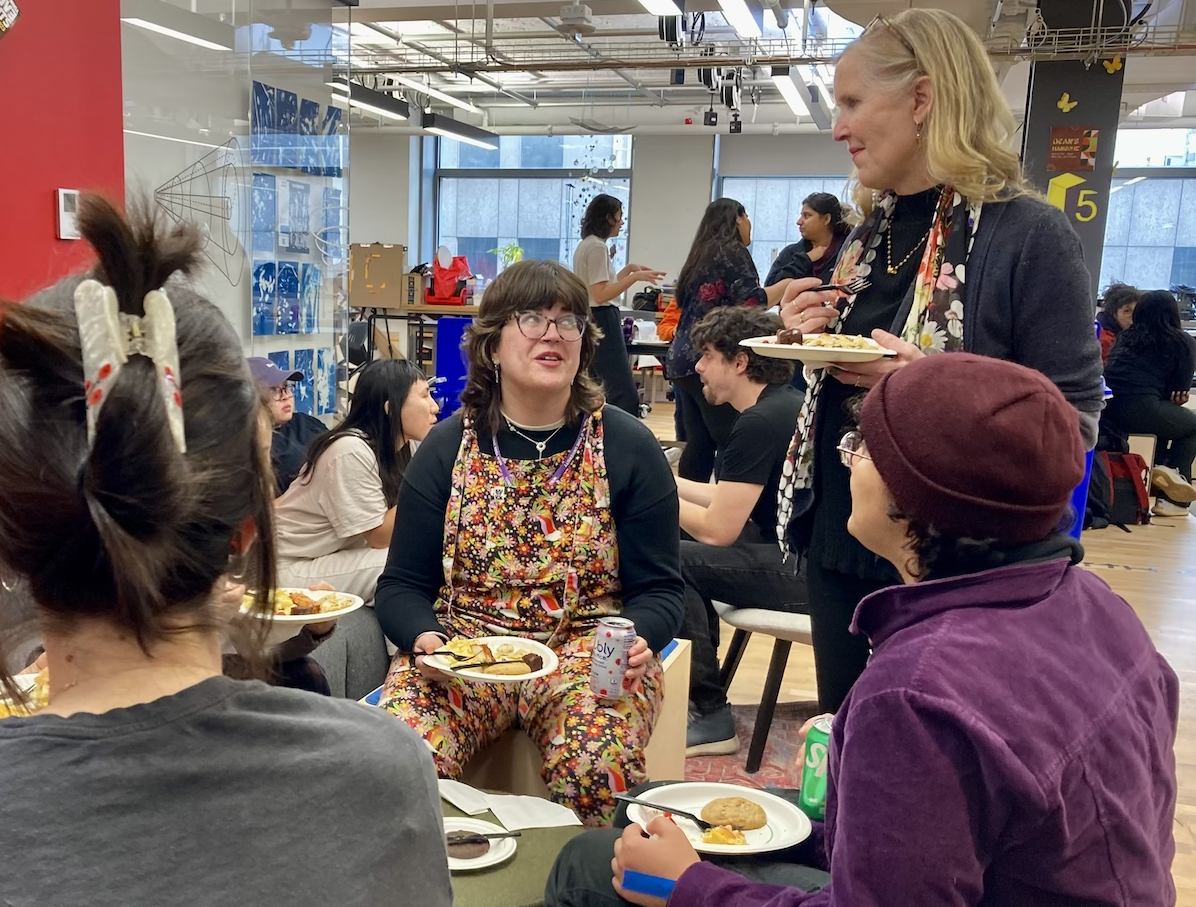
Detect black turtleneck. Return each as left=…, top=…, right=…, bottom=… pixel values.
left=810, top=186, right=943, bottom=580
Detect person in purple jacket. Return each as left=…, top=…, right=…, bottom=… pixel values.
left=546, top=353, right=1179, bottom=907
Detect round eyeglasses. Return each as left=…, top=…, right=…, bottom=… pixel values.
left=837, top=430, right=872, bottom=468
left=513, top=311, right=586, bottom=342
left=270, top=382, right=296, bottom=401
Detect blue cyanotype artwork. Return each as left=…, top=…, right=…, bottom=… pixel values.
left=299, top=98, right=321, bottom=174
left=252, top=260, right=277, bottom=336
left=251, top=81, right=276, bottom=165
left=316, top=348, right=335, bottom=415
left=319, top=106, right=343, bottom=177
left=251, top=172, right=276, bottom=254
left=300, top=263, right=321, bottom=334
left=286, top=180, right=310, bottom=254
left=276, top=261, right=300, bottom=335
left=275, top=89, right=298, bottom=168
left=293, top=348, right=316, bottom=415
left=267, top=351, right=290, bottom=372
left=322, top=187, right=344, bottom=264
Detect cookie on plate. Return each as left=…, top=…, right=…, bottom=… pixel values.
left=701, top=796, right=768, bottom=831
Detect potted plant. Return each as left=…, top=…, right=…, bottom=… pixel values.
left=489, top=242, right=524, bottom=272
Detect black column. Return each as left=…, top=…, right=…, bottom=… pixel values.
left=1021, top=0, right=1128, bottom=297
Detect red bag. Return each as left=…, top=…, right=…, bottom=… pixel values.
left=1100, top=452, right=1151, bottom=526
left=432, top=255, right=472, bottom=300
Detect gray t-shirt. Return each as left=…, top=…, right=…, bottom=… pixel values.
left=0, top=677, right=452, bottom=907
left=572, top=235, right=617, bottom=308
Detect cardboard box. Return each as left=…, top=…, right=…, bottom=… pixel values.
left=403, top=272, right=426, bottom=307
left=349, top=243, right=408, bottom=308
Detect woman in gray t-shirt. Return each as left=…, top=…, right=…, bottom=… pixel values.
left=0, top=196, right=451, bottom=907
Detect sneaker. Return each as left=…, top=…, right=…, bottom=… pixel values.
left=686, top=705, right=739, bottom=757
left=1152, top=498, right=1191, bottom=518
left=663, top=446, right=682, bottom=467
left=1150, top=465, right=1196, bottom=504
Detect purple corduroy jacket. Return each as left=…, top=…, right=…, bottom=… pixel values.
left=671, top=556, right=1178, bottom=907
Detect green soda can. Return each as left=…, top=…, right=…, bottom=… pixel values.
left=798, top=715, right=833, bottom=821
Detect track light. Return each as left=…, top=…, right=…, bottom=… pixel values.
left=388, top=75, right=482, bottom=115
left=329, top=78, right=410, bottom=122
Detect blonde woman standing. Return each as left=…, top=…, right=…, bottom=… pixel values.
left=774, top=9, right=1104, bottom=714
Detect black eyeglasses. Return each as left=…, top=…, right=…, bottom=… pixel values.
left=270, top=382, right=296, bottom=401
left=864, top=15, right=920, bottom=68
left=512, top=311, right=586, bottom=342
left=837, top=430, right=872, bottom=468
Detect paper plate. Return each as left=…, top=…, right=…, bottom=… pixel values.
left=624, top=782, right=812, bottom=856
left=741, top=334, right=896, bottom=364
left=239, top=588, right=365, bottom=647
left=443, top=817, right=518, bottom=873
left=424, top=637, right=559, bottom=684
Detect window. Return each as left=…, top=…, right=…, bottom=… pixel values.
left=1099, top=175, right=1196, bottom=292
left=436, top=136, right=634, bottom=283
left=719, top=176, right=851, bottom=279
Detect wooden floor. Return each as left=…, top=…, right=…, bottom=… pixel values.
left=643, top=400, right=1196, bottom=903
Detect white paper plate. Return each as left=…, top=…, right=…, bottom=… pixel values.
left=443, top=817, right=518, bottom=872
left=239, top=589, right=365, bottom=647
left=741, top=335, right=896, bottom=364
left=424, top=637, right=559, bottom=684
left=625, top=782, right=812, bottom=856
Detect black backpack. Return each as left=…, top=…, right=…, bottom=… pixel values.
left=1086, top=451, right=1151, bottom=531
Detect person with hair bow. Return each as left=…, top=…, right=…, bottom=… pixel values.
left=772, top=8, right=1104, bottom=716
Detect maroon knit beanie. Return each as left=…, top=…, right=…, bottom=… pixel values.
left=859, top=353, right=1085, bottom=544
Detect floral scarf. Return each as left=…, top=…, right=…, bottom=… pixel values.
left=774, top=187, right=983, bottom=557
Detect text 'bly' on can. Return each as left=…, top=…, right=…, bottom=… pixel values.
left=799, top=715, right=833, bottom=821
left=590, top=617, right=635, bottom=700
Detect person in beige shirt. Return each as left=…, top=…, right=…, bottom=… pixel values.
left=275, top=359, right=439, bottom=602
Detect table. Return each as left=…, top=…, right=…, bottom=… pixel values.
left=362, top=302, right=481, bottom=370
left=444, top=801, right=584, bottom=907
left=626, top=339, right=670, bottom=358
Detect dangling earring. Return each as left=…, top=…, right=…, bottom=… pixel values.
left=915, top=120, right=924, bottom=144
left=494, top=362, right=501, bottom=386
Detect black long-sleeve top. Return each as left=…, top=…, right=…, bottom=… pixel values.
left=374, top=407, right=684, bottom=654
left=1105, top=329, right=1196, bottom=399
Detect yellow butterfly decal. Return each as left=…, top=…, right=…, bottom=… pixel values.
left=1057, top=92, right=1078, bottom=113
left=1103, top=55, right=1123, bottom=74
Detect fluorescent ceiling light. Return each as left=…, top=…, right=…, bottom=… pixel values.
left=771, top=67, right=809, bottom=117
left=389, top=74, right=481, bottom=114
left=330, top=79, right=410, bottom=122
left=421, top=111, right=499, bottom=150
left=718, top=0, right=762, bottom=39
left=123, top=129, right=222, bottom=149
left=636, top=0, right=682, bottom=15
left=120, top=0, right=233, bottom=50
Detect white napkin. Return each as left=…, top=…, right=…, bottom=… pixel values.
left=438, top=779, right=490, bottom=816
left=483, top=794, right=583, bottom=831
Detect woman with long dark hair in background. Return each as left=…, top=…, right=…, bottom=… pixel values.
left=572, top=193, right=665, bottom=416
left=765, top=192, right=853, bottom=286
left=0, top=196, right=451, bottom=905
left=274, top=357, right=440, bottom=600
left=1104, top=289, right=1196, bottom=517
left=1096, top=282, right=1141, bottom=365
left=666, top=198, right=794, bottom=481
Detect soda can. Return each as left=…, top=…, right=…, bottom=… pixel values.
left=590, top=617, right=636, bottom=700
left=798, top=715, right=833, bottom=821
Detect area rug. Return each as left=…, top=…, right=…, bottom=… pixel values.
left=684, top=700, right=821, bottom=789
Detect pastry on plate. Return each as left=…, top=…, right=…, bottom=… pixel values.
left=701, top=796, right=768, bottom=831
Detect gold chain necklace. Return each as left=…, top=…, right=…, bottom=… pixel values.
left=886, top=223, right=933, bottom=275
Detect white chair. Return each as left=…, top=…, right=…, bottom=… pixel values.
left=714, top=602, right=813, bottom=773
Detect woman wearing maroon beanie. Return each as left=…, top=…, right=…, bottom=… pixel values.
left=550, top=354, right=1177, bottom=907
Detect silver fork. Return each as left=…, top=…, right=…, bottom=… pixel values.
left=816, top=276, right=870, bottom=296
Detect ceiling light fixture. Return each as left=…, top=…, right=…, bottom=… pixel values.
left=637, top=0, right=682, bottom=15
left=330, top=78, right=410, bottom=122
left=120, top=0, right=234, bottom=50
left=771, top=66, right=809, bottom=117
left=388, top=74, right=481, bottom=114
left=421, top=111, right=499, bottom=150
left=718, top=0, right=762, bottom=39
left=806, top=65, right=834, bottom=110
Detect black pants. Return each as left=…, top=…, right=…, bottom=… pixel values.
left=590, top=306, right=641, bottom=417
left=806, top=561, right=886, bottom=713
left=545, top=782, right=830, bottom=907
left=673, top=373, right=739, bottom=481
left=681, top=532, right=808, bottom=716
left=1105, top=394, right=1196, bottom=486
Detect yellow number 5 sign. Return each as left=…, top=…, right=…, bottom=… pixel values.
left=1047, top=173, right=1100, bottom=223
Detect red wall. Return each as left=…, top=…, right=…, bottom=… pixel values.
left=0, top=0, right=124, bottom=299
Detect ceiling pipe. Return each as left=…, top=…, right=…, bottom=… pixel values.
left=361, top=21, right=540, bottom=108
left=537, top=16, right=670, bottom=105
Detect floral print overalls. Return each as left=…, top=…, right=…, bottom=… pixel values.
left=380, top=409, right=663, bottom=826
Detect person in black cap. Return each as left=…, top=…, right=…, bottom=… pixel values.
left=249, top=357, right=327, bottom=495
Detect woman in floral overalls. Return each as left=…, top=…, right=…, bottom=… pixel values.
left=375, top=260, right=683, bottom=826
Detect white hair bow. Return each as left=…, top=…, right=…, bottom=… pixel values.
left=74, top=279, right=187, bottom=453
